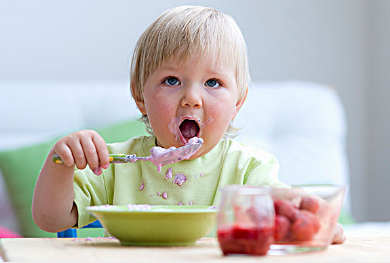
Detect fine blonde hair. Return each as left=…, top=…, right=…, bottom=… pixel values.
left=130, top=5, right=250, bottom=138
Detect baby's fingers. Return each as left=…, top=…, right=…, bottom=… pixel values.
left=80, top=133, right=109, bottom=175
left=54, top=142, right=75, bottom=167
left=67, top=136, right=88, bottom=170
left=92, top=133, right=109, bottom=169
left=53, top=130, right=109, bottom=175
left=80, top=136, right=100, bottom=173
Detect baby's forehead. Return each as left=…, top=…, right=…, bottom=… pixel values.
left=162, top=49, right=236, bottom=72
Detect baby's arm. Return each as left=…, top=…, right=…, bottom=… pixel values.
left=32, top=130, right=109, bottom=233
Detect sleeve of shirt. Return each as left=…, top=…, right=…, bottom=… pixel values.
left=73, top=167, right=110, bottom=228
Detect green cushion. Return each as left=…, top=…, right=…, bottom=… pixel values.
left=0, top=119, right=147, bottom=237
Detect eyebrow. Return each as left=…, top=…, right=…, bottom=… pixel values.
left=159, top=64, right=233, bottom=78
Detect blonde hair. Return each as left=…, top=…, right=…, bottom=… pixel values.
left=130, top=5, right=250, bottom=138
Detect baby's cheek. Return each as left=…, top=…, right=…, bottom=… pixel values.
left=148, top=103, right=177, bottom=136
left=148, top=101, right=173, bottom=120
left=203, top=122, right=227, bottom=144
left=213, top=99, right=236, bottom=116
left=160, top=104, right=175, bottom=116
left=211, top=110, right=233, bottom=129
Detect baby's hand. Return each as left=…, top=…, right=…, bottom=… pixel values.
left=53, top=130, right=109, bottom=175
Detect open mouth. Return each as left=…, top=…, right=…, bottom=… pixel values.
left=179, top=119, right=200, bottom=141
left=169, top=116, right=213, bottom=145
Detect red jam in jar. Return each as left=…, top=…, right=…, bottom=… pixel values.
left=217, top=225, right=274, bottom=256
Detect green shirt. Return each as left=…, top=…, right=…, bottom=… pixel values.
left=73, top=135, right=288, bottom=228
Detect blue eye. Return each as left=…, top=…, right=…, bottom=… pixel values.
left=205, top=79, right=220, bottom=88
left=164, top=77, right=180, bottom=86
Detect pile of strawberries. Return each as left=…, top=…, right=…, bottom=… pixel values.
left=273, top=195, right=322, bottom=242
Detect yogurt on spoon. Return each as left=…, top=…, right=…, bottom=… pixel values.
left=148, top=137, right=203, bottom=172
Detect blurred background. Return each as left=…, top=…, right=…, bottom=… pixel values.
left=0, top=0, right=389, bottom=225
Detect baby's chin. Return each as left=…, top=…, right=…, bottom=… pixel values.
left=188, top=141, right=215, bottom=159
left=155, top=138, right=184, bottom=149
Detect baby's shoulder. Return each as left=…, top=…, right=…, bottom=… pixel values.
left=221, top=139, right=277, bottom=162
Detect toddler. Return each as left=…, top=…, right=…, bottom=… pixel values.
left=32, top=5, right=344, bottom=243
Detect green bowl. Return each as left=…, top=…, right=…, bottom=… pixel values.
left=86, top=205, right=218, bottom=246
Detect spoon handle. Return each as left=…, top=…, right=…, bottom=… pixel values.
left=52, top=154, right=148, bottom=164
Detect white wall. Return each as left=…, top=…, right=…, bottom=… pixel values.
left=0, top=0, right=388, bottom=222
left=367, top=1, right=390, bottom=221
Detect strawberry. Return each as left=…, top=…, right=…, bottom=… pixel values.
left=274, top=215, right=290, bottom=241
left=290, top=210, right=321, bottom=241
left=299, top=195, right=321, bottom=214
left=273, top=198, right=299, bottom=221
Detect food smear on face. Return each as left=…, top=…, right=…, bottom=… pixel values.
left=168, top=116, right=213, bottom=145
left=147, top=137, right=203, bottom=172
left=173, top=173, right=186, bottom=186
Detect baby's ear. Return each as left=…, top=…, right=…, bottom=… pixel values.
left=232, top=86, right=248, bottom=120
left=131, top=84, right=147, bottom=115
left=135, top=99, right=147, bottom=115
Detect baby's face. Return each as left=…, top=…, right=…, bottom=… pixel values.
left=136, top=55, right=245, bottom=159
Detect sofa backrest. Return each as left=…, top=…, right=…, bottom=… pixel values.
left=235, top=80, right=349, bottom=188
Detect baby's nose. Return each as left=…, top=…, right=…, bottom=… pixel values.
left=181, top=85, right=203, bottom=108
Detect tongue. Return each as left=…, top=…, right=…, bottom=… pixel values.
left=180, top=120, right=199, bottom=139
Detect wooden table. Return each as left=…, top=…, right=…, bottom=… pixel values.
left=1, top=237, right=389, bottom=262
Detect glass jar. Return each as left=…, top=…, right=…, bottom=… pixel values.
left=217, top=185, right=275, bottom=256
